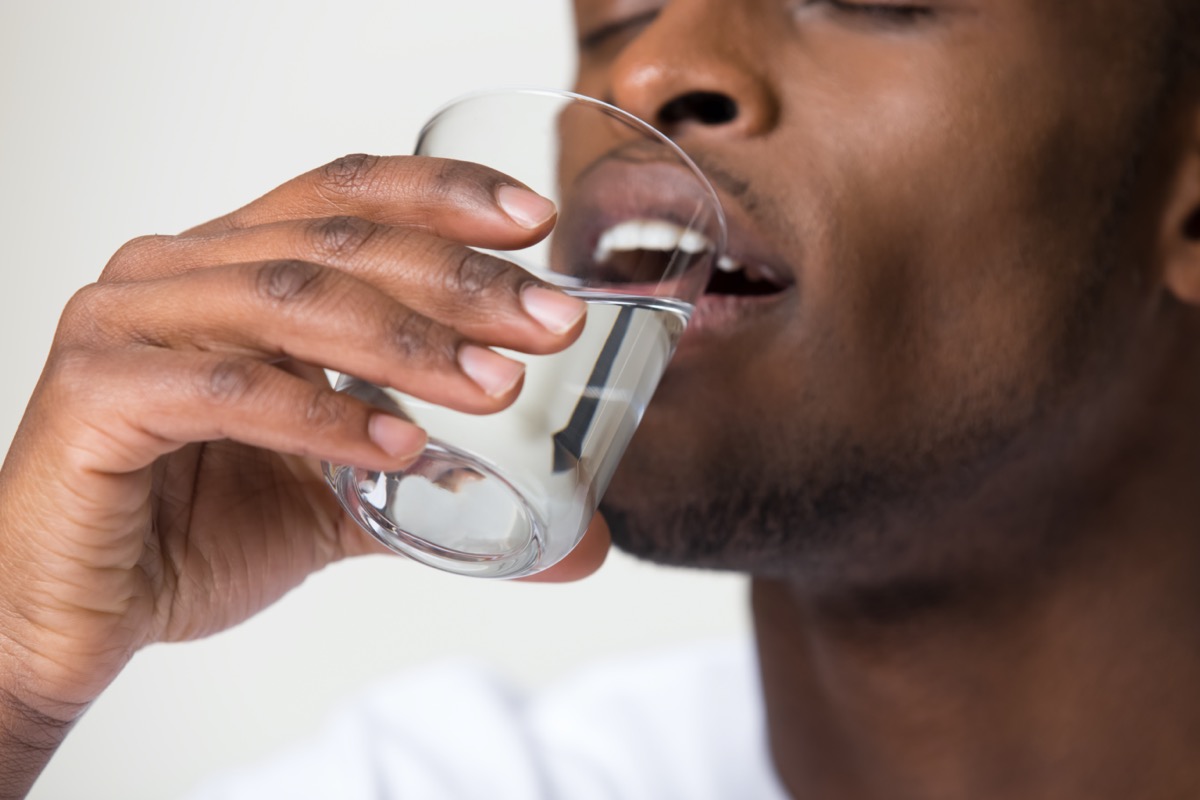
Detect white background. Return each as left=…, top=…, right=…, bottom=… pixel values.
left=0, top=3, right=749, bottom=798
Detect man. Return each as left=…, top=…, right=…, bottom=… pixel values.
left=2, top=0, right=1199, bottom=797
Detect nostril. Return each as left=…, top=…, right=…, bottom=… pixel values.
left=658, top=91, right=739, bottom=127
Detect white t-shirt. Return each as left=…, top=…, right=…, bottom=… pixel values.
left=187, top=639, right=790, bottom=799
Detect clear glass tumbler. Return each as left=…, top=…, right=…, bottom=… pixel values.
left=324, top=88, right=726, bottom=578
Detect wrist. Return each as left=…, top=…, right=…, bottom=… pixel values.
left=0, top=636, right=85, bottom=800
left=0, top=481, right=134, bottom=722
left=0, top=565, right=118, bottom=798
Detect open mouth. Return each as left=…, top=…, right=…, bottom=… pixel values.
left=552, top=156, right=794, bottom=342
left=592, top=217, right=791, bottom=300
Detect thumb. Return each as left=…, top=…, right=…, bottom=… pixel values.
left=521, top=512, right=611, bottom=583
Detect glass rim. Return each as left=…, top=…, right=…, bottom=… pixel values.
left=414, top=85, right=729, bottom=261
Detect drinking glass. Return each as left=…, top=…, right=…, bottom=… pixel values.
left=324, top=88, right=726, bottom=578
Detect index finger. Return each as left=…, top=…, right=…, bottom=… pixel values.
left=186, top=154, right=557, bottom=249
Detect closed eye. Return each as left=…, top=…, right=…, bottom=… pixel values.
left=805, top=0, right=932, bottom=24
left=579, top=9, right=660, bottom=51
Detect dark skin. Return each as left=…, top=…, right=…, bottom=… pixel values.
left=576, top=0, right=1200, bottom=798
left=0, top=161, right=612, bottom=796
left=3, top=0, right=1200, bottom=798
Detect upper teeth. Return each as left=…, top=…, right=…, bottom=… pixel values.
left=594, top=219, right=743, bottom=273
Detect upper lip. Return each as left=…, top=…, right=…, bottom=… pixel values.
left=552, top=157, right=795, bottom=292
left=707, top=189, right=795, bottom=290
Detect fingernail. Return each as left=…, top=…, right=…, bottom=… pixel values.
left=368, top=414, right=426, bottom=460
left=458, top=344, right=525, bottom=397
left=521, top=285, right=587, bottom=335
left=496, top=184, right=557, bottom=229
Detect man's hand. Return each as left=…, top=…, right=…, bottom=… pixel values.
left=0, top=154, right=608, bottom=797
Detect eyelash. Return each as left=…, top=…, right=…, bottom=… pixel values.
left=582, top=0, right=930, bottom=50
left=579, top=10, right=659, bottom=52
left=818, top=0, right=932, bottom=22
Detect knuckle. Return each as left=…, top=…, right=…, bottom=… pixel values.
left=255, top=259, right=323, bottom=303
left=416, top=158, right=494, bottom=209
left=57, top=283, right=110, bottom=344
left=62, top=282, right=104, bottom=318
left=59, top=283, right=166, bottom=349
left=449, top=249, right=510, bottom=299
left=101, top=235, right=174, bottom=281
left=441, top=157, right=495, bottom=194
left=320, top=153, right=382, bottom=198
left=309, top=216, right=378, bottom=261
left=199, top=358, right=258, bottom=405
left=42, top=347, right=99, bottom=395
left=387, top=310, right=452, bottom=365
left=430, top=157, right=469, bottom=191
left=302, top=388, right=349, bottom=431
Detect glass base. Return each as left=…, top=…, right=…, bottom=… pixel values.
left=325, top=440, right=543, bottom=578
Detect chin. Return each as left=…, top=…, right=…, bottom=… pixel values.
left=597, top=485, right=804, bottom=577
left=597, top=407, right=1041, bottom=590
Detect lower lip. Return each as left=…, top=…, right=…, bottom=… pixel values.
left=677, top=289, right=792, bottom=348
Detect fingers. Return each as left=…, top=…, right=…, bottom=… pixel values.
left=187, top=154, right=557, bottom=249
left=38, top=346, right=426, bottom=477
left=521, top=513, right=612, bottom=583
left=100, top=218, right=586, bottom=355
left=39, top=152, right=589, bottom=522
left=68, top=261, right=529, bottom=414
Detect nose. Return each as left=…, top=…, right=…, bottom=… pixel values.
left=606, top=4, right=778, bottom=140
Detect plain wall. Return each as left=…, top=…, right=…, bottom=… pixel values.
left=0, top=3, right=750, bottom=798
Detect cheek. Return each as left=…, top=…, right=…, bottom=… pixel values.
left=767, top=57, right=1120, bottom=435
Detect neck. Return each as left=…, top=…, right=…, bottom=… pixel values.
left=754, top=458, right=1200, bottom=800
left=754, top=318, right=1200, bottom=800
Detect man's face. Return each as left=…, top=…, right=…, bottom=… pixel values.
left=570, top=0, right=1185, bottom=580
